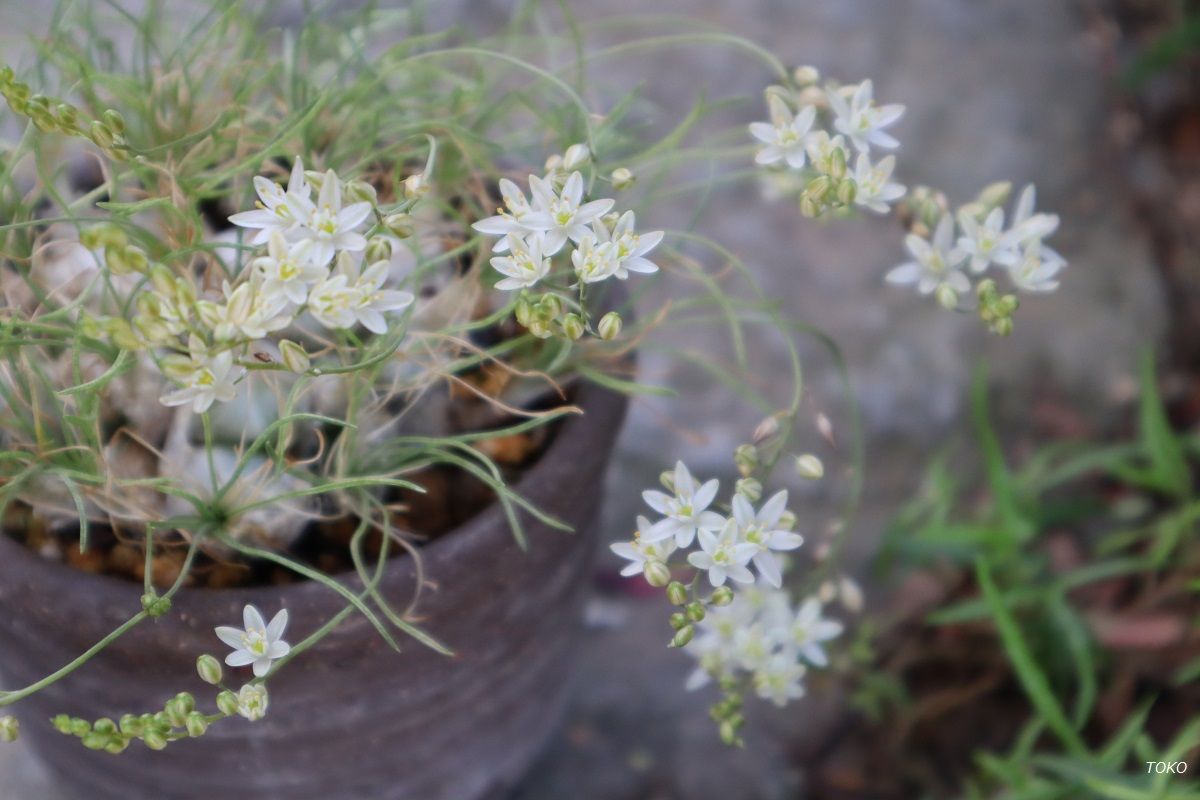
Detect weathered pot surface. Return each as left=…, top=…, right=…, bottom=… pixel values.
left=0, top=379, right=628, bottom=800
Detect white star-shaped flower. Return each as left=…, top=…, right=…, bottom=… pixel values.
left=788, top=597, right=843, bottom=667
left=472, top=178, right=545, bottom=253
left=731, top=490, right=803, bottom=588
left=594, top=211, right=663, bottom=279
left=749, top=95, right=817, bottom=169
left=852, top=153, right=906, bottom=215
left=687, top=518, right=759, bottom=587
left=228, top=158, right=314, bottom=245
left=489, top=233, right=551, bottom=291
left=158, top=338, right=244, bottom=414
left=641, top=461, right=725, bottom=548
left=253, top=231, right=328, bottom=305
left=827, top=79, right=905, bottom=154
left=609, top=516, right=678, bottom=578
left=956, top=206, right=1009, bottom=273
left=293, top=169, right=372, bottom=267
left=885, top=215, right=970, bottom=296
left=522, top=171, right=614, bottom=256
left=215, top=605, right=291, bottom=678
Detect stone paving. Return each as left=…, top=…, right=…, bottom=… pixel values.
left=0, top=0, right=1163, bottom=798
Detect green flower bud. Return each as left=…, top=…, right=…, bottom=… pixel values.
left=734, top=444, right=759, bottom=477
left=806, top=175, right=833, bottom=201
left=0, top=716, right=18, bottom=743
left=93, top=718, right=117, bottom=735
left=997, top=294, right=1019, bottom=316
left=828, top=149, right=847, bottom=181
left=55, top=103, right=79, bottom=131
left=795, top=453, right=824, bottom=480
left=935, top=283, right=959, bottom=310
left=719, top=719, right=742, bottom=746
left=82, top=731, right=110, bottom=750
left=537, top=294, right=563, bottom=321
left=174, top=693, right=195, bottom=715
left=666, top=581, right=689, bottom=607
left=365, top=236, right=393, bottom=264
left=669, top=612, right=688, bottom=630
left=89, top=120, right=114, bottom=150
left=526, top=318, right=553, bottom=339
left=383, top=213, right=414, bottom=239
left=686, top=601, right=706, bottom=623
left=799, top=194, right=820, bottom=218
left=643, top=560, right=672, bottom=588
left=142, top=730, right=168, bottom=751
left=278, top=339, right=311, bottom=374
left=659, top=470, right=676, bottom=492
left=597, top=311, right=622, bottom=341
left=119, top=714, right=143, bottom=736
left=197, top=654, right=223, bottom=686
left=514, top=295, right=534, bottom=327
left=735, top=477, right=763, bottom=503
left=52, top=715, right=73, bottom=735
left=164, top=700, right=188, bottom=729
left=991, top=317, right=1013, bottom=337
left=141, top=592, right=171, bottom=618
left=710, top=586, right=735, bottom=606
left=102, top=109, right=126, bottom=135
left=836, top=178, right=856, bottom=206
left=70, top=718, right=91, bottom=737
left=610, top=167, right=635, bottom=190
left=185, top=713, right=208, bottom=738
left=560, top=313, right=585, bottom=341
left=105, top=244, right=147, bottom=276
left=216, top=690, right=239, bottom=717
left=106, top=318, right=143, bottom=351
left=778, top=510, right=797, bottom=530
left=671, top=625, right=695, bottom=648
left=346, top=179, right=378, bottom=206
left=104, top=739, right=129, bottom=755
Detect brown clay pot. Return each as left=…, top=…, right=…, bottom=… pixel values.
left=0, top=379, right=628, bottom=800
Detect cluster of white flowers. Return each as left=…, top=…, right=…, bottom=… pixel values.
left=749, top=68, right=906, bottom=218
left=885, top=183, right=1065, bottom=332
left=471, top=146, right=663, bottom=317
left=121, top=158, right=415, bottom=413
left=688, top=584, right=843, bottom=707
left=619, top=461, right=803, bottom=589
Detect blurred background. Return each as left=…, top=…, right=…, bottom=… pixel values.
left=2, top=0, right=1197, bottom=797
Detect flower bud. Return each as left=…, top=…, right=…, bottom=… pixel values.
left=537, top=294, right=563, bottom=321
left=991, top=317, right=1013, bottom=337
left=543, top=153, right=564, bottom=173
left=346, top=179, right=378, bottom=206
left=778, top=510, right=797, bottom=531
left=734, top=444, right=759, bottom=477
left=89, top=120, right=114, bottom=150
left=225, top=283, right=252, bottom=327
left=383, top=213, right=414, bottom=239
left=828, top=149, right=847, bottom=181
left=666, top=581, right=688, bottom=606
left=0, top=716, right=18, bottom=743
left=142, top=730, right=168, bottom=751
left=164, top=699, right=188, bottom=729
left=669, top=612, right=688, bottom=630
left=140, top=592, right=171, bottom=617
left=70, top=718, right=91, bottom=737
left=119, top=714, right=143, bottom=736
left=671, top=625, right=695, bottom=648
left=526, top=318, right=553, bottom=339
left=106, top=244, right=148, bottom=275
left=514, top=295, right=534, bottom=327
left=304, top=169, right=325, bottom=191
left=55, top=103, right=79, bottom=131
left=793, top=65, right=820, bottom=86
left=799, top=194, right=820, bottom=218
left=365, top=236, right=392, bottom=264
left=102, top=108, right=126, bottom=135
left=216, top=690, right=239, bottom=717
left=52, top=715, right=73, bottom=735
left=819, top=580, right=838, bottom=603
left=710, top=586, right=735, bottom=606
left=935, top=283, right=959, bottom=311
left=806, top=175, right=833, bottom=200
left=278, top=339, right=311, bottom=373
left=643, top=560, right=671, bottom=588
left=752, top=415, right=780, bottom=445
left=403, top=173, right=429, bottom=200
left=105, top=739, right=129, bottom=755
left=795, top=453, right=824, bottom=480
left=610, top=167, right=635, bottom=190
left=562, top=143, right=591, bottom=170
left=185, top=713, right=208, bottom=738
left=196, top=654, right=223, bottom=685
left=659, top=470, right=676, bottom=492
left=597, top=311, right=622, bottom=341
left=977, top=180, right=1012, bottom=209
left=561, top=313, right=585, bottom=341
left=836, top=178, right=856, bottom=206
left=839, top=575, right=865, bottom=613
left=686, top=601, right=706, bottom=623
left=736, top=477, right=763, bottom=503
left=236, top=684, right=269, bottom=722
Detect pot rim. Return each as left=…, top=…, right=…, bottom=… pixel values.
left=0, top=376, right=621, bottom=604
